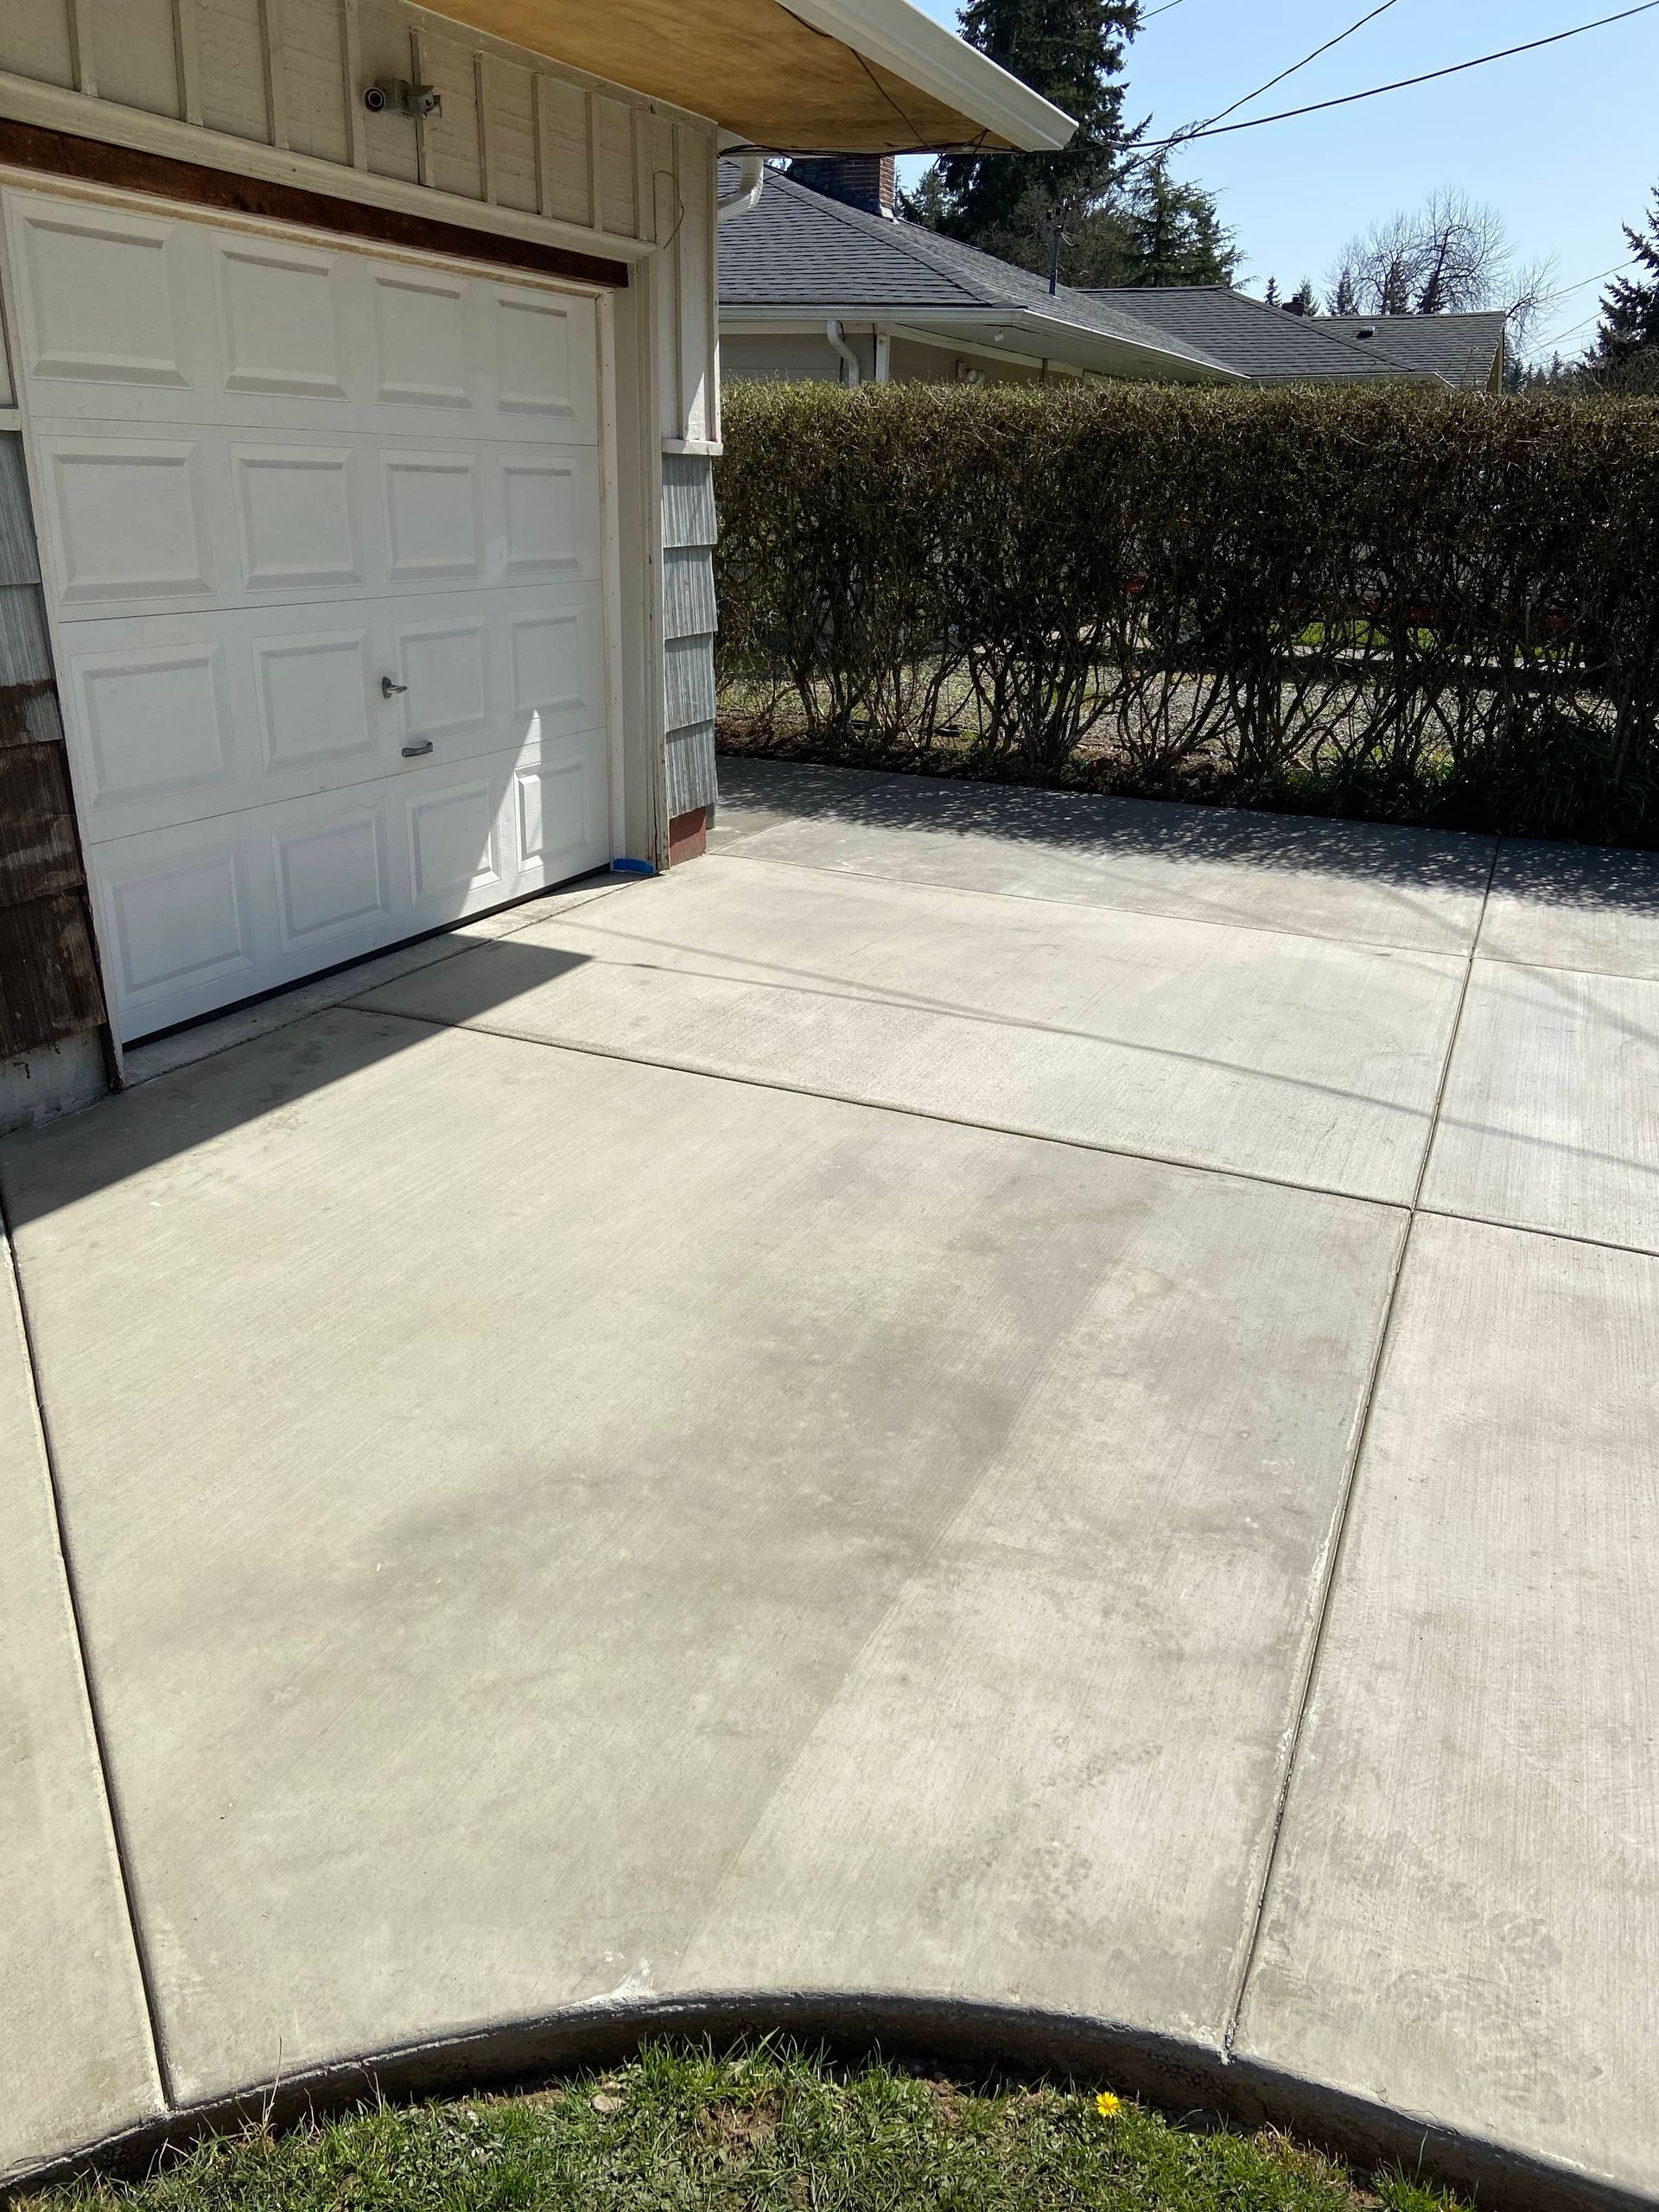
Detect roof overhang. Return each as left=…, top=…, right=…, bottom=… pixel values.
left=423, top=0, right=1076, bottom=153
left=721, top=305, right=1243, bottom=384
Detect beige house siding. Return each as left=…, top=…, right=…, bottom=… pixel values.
left=886, top=334, right=1042, bottom=383
left=721, top=327, right=1052, bottom=386
left=721, top=330, right=844, bottom=382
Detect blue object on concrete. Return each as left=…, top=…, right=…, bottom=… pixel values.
left=610, top=857, right=656, bottom=877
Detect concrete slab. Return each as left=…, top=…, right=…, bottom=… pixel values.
left=1235, top=1211, right=1659, bottom=2203
left=0, top=1009, right=1402, bottom=2110
left=1479, top=838, right=1659, bottom=982
left=1421, top=961, right=1659, bottom=1253
left=353, top=855, right=1464, bottom=1203
left=0, top=1240, right=162, bottom=2181
left=123, top=874, right=623, bottom=1088
left=714, top=758, right=1495, bottom=954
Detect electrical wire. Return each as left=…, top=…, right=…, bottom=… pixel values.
left=1135, top=0, right=1659, bottom=151
left=1539, top=255, right=1639, bottom=302
left=1534, top=261, right=1643, bottom=346
left=1185, top=0, right=1401, bottom=138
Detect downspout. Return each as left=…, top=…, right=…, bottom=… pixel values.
left=874, top=327, right=892, bottom=383
left=715, top=152, right=766, bottom=222
left=826, top=318, right=861, bottom=386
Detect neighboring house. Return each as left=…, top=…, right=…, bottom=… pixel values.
left=720, top=162, right=1239, bottom=386
left=1087, top=289, right=1507, bottom=391
left=721, top=163, right=1505, bottom=391
left=1312, top=313, right=1507, bottom=390
left=0, top=0, right=1071, bottom=1122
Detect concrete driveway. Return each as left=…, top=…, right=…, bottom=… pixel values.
left=3, top=758, right=1656, bottom=2208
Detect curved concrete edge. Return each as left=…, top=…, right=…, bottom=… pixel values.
left=6, top=1996, right=1651, bottom=2212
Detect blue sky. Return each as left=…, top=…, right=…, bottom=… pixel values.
left=898, top=0, right=1658, bottom=355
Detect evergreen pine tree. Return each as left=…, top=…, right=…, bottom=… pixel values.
left=912, top=0, right=1139, bottom=245
left=1590, top=184, right=1659, bottom=383
left=1263, top=276, right=1280, bottom=306
left=897, top=1, right=1239, bottom=290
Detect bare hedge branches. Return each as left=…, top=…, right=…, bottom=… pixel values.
left=713, top=379, right=1659, bottom=844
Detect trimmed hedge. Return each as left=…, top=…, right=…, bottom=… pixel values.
left=712, top=380, right=1659, bottom=844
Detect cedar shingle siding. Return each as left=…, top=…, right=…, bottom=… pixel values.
left=0, top=432, right=106, bottom=1063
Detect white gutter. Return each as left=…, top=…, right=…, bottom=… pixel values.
left=782, top=0, right=1075, bottom=152
left=826, top=318, right=861, bottom=385
left=717, top=153, right=766, bottom=223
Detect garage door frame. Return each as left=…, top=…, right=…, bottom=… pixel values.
left=0, top=154, right=658, bottom=1059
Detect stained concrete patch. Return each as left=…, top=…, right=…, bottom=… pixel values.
left=1235, top=1212, right=1659, bottom=2202
left=713, top=757, right=1494, bottom=954
left=0, top=1242, right=162, bottom=2180
left=1, top=1009, right=1401, bottom=2107
left=1421, top=961, right=1659, bottom=1252
left=671, top=1164, right=1405, bottom=2037
left=353, top=857, right=1465, bottom=1203
left=1478, top=838, right=1659, bottom=982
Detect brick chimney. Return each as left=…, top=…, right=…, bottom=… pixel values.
left=785, top=154, right=896, bottom=219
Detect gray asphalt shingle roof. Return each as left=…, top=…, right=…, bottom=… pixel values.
left=1313, top=313, right=1505, bottom=388
left=721, top=175, right=1497, bottom=389
left=1079, top=287, right=1440, bottom=382
left=718, top=169, right=1233, bottom=374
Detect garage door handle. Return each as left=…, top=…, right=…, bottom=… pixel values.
left=401, top=740, right=433, bottom=758
left=381, top=676, right=408, bottom=697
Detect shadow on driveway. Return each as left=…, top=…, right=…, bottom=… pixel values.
left=0, top=944, right=594, bottom=1230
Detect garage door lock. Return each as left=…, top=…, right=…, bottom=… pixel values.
left=381, top=676, right=408, bottom=697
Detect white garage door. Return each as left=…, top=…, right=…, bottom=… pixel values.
left=3, top=186, right=613, bottom=1042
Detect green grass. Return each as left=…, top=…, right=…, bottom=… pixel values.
left=22, top=2044, right=1472, bottom=2212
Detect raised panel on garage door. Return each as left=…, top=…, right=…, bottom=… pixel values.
left=5, top=185, right=612, bottom=1041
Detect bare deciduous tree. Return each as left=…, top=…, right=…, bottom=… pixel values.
left=1325, top=188, right=1547, bottom=329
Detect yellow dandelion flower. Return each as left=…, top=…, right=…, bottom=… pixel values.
left=1096, top=2092, right=1122, bottom=2119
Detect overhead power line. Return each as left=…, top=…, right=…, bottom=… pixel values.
left=1541, top=255, right=1640, bottom=302
left=1190, top=0, right=1401, bottom=137
left=1135, top=0, right=1659, bottom=152
left=1534, top=260, right=1642, bottom=347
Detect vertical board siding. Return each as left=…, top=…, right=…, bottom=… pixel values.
left=174, top=0, right=207, bottom=126
left=592, top=95, right=636, bottom=236
left=0, top=2, right=77, bottom=91
left=279, top=0, right=353, bottom=162
left=675, top=121, right=712, bottom=445
left=355, top=2, right=420, bottom=180
left=535, top=74, right=591, bottom=226
left=86, top=0, right=183, bottom=117
left=196, top=0, right=273, bottom=142
left=650, top=117, right=681, bottom=442
left=483, top=57, right=539, bottom=214
left=416, top=29, right=485, bottom=200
